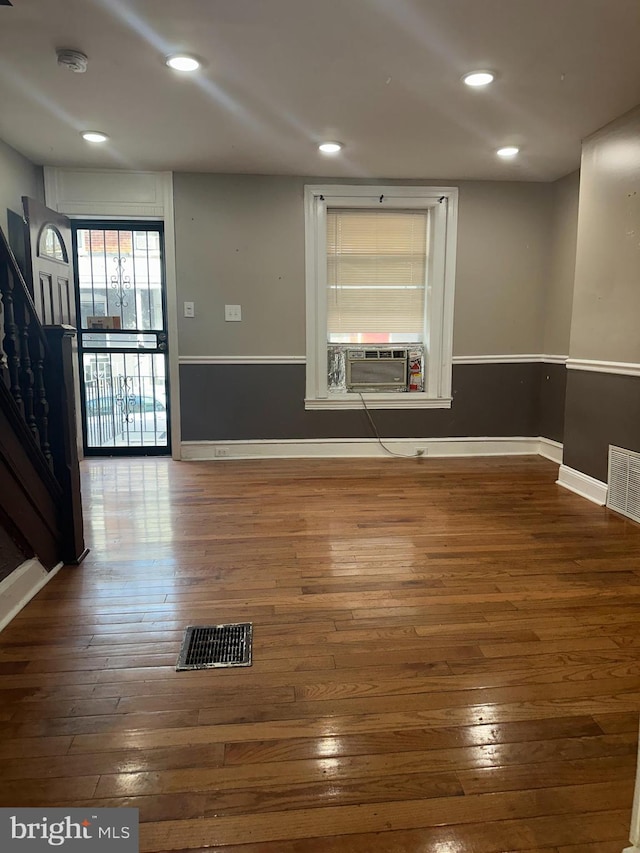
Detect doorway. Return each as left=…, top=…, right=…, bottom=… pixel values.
left=72, top=221, right=171, bottom=456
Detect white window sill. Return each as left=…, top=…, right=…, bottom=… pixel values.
left=305, top=394, right=453, bottom=411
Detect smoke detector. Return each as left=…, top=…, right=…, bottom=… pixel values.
left=56, top=49, right=88, bottom=73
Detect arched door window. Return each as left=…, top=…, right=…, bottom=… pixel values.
left=38, top=224, right=68, bottom=262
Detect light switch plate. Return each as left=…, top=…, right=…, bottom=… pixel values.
left=225, top=304, right=242, bottom=322
left=184, top=301, right=195, bottom=318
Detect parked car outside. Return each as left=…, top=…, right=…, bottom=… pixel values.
left=84, top=394, right=167, bottom=443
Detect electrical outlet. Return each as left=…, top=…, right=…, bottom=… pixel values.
left=225, top=304, right=242, bottom=322
left=214, top=446, right=230, bottom=457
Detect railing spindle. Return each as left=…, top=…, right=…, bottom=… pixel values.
left=16, top=295, right=39, bottom=446
left=0, top=224, right=86, bottom=564
left=0, top=266, right=24, bottom=416
left=29, top=327, right=53, bottom=469
left=0, top=274, right=9, bottom=389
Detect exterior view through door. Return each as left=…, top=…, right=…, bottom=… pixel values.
left=73, top=221, right=170, bottom=455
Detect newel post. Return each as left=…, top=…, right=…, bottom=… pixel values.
left=43, top=325, right=88, bottom=564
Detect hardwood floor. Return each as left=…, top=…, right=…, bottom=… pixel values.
left=1, top=454, right=639, bottom=852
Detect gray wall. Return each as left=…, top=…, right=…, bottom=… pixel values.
left=174, top=174, right=305, bottom=356
left=173, top=174, right=554, bottom=358
left=180, top=362, right=557, bottom=442
left=0, top=137, right=43, bottom=236
left=173, top=173, right=567, bottom=443
left=564, top=371, right=640, bottom=482
left=538, top=363, right=567, bottom=444
left=544, top=170, right=579, bottom=356
left=563, top=104, right=640, bottom=479
left=570, top=105, right=640, bottom=362
left=453, top=180, right=553, bottom=356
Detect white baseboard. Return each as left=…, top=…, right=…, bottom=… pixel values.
left=556, top=464, right=608, bottom=506
left=538, top=437, right=563, bottom=464
left=0, top=558, right=64, bottom=632
left=622, top=847, right=640, bottom=853
left=182, top=436, right=557, bottom=461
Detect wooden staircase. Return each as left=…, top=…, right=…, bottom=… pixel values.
left=0, top=225, right=85, bottom=571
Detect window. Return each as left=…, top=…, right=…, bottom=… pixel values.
left=135, top=230, right=160, bottom=252
left=38, top=224, right=67, bottom=262
left=304, top=185, right=458, bottom=409
left=327, top=209, right=428, bottom=344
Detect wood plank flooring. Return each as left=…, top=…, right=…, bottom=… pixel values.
left=1, top=454, right=639, bottom=852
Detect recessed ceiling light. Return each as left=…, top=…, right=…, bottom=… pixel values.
left=166, top=54, right=200, bottom=72
left=318, top=141, right=343, bottom=154
left=81, top=131, right=109, bottom=143
left=496, top=146, right=520, bottom=158
left=463, top=71, right=495, bottom=87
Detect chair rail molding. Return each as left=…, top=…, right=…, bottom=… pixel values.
left=566, top=357, right=640, bottom=377
left=179, top=355, right=306, bottom=365
left=452, top=354, right=568, bottom=365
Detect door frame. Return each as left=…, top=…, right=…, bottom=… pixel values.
left=71, top=219, right=172, bottom=457
left=42, top=169, right=182, bottom=460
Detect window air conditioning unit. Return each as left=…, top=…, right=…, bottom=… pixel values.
left=346, top=348, right=408, bottom=391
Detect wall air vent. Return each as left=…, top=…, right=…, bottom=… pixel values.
left=607, top=445, right=640, bottom=524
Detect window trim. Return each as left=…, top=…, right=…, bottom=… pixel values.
left=304, top=184, right=458, bottom=410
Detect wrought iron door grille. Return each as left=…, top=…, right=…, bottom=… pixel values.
left=73, top=221, right=170, bottom=455
left=176, top=623, right=253, bottom=671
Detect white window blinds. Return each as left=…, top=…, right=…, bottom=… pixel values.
left=326, top=208, right=429, bottom=340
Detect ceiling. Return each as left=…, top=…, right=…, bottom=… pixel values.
left=1, top=0, right=640, bottom=181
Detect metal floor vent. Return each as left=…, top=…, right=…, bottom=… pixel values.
left=607, top=445, right=640, bottom=524
left=176, top=623, right=253, bottom=671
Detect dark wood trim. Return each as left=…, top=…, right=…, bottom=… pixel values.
left=0, top=505, right=32, bottom=581
left=43, top=326, right=87, bottom=565
left=0, top=222, right=86, bottom=569
left=0, top=381, right=62, bottom=569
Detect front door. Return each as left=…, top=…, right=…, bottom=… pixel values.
left=23, top=196, right=75, bottom=326
left=72, top=221, right=171, bottom=456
